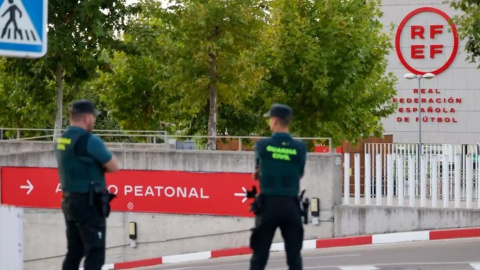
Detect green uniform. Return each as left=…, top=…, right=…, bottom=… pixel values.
left=56, top=126, right=112, bottom=192
left=55, top=125, right=112, bottom=270
left=255, top=132, right=307, bottom=196
left=250, top=131, right=307, bottom=270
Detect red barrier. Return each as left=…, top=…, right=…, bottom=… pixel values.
left=114, top=258, right=163, bottom=269
left=316, top=236, right=372, bottom=248
left=430, top=228, right=480, bottom=240
left=0, top=167, right=258, bottom=217
left=211, top=247, right=252, bottom=258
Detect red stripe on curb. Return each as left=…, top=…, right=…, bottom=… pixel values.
left=114, top=257, right=163, bottom=269
left=430, top=227, right=480, bottom=240
left=107, top=227, right=480, bottom=269
left=316, top=236, right=372, bottom=249
left=211, top=247, right=252, bottom=258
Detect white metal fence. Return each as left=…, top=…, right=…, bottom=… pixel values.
left=343, top=143, right=480, bottom=208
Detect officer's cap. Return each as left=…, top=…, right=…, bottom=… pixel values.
left=263, top=103, right=293, bottom=119
left=71, top=100, right=100, bottom=116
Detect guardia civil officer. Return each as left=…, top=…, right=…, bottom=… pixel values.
left=249, top=104, right=307, bottom=270
left=55, top=100, right=119, bottom=270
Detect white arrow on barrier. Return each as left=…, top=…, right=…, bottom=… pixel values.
left=234, top=187, right=248, bottom=203
left=20, top=180, right=34, bottom=195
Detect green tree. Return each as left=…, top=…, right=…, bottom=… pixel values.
left=90, top=0, right=268, bottom=146
left=90, top=0, right=177, bottom=135
left=3, top=0, right=130, bottom=140
left=69, top=82, right=122, bottom=133
left=0, top=58, right=120, bottom=139
left=91, top=50, right=173, bottom=132
left=163, top=0, right=268, bottom=149
left=260, top=0, right=397, bottom=146
left=0, top=58, right=56, bottom=139
left=449, top=0, right=480, bottom=66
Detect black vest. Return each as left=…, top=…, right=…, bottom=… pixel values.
left=55, top=128, right=106, bottom=193
left=257, top=135, right=305, bottom=196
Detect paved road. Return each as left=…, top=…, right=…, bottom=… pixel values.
left=144, top=238, right=480, bottom=270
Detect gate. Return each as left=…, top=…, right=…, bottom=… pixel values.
left=343, top=143, right=480, bottom=208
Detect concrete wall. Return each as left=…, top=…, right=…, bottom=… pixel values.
left=0, top=140, right=170, bottom=155
left=22, top=209, right=256, bottom=270
left=334, top=205, right=480, bottom=237
left=0, top=146, right=342, bottom=270
left=0, top=141, right=57, bottom=154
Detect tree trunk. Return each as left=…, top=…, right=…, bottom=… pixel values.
left=207, top=51, right=217, bottom=150
left=53, top=63, right=63, bottom=141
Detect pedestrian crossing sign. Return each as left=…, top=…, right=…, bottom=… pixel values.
left=0, top=0, right=47, bottom=58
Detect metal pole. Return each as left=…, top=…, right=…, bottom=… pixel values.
left=418, top=76, right=422, bottom=180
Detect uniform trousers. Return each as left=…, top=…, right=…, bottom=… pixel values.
left=249, top=195, right=304, bottom=270
left=61, top=193, right=106, bottom=270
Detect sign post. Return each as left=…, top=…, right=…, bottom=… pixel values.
left=0, top=1, right=48, bottom=268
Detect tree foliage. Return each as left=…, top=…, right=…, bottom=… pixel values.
left=93, top=0, right=268, bottom=148
left=449, top=0, right=480, bottom=66
left=1, top=0, right=130, bottom=138
left=259, top=0, right=397, bottom=145
left=0, top=59, right=55, bottom=130
left=1, top=0, right=398, bottom=147
left=90, top=0, right=177, bottom=133
left=162, top=0, right=268, bottom=149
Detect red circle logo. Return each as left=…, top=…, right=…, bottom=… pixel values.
left=395, top=7, right=458, bottom=75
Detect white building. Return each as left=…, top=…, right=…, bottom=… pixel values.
left=380, top=0, right=480, bottom=144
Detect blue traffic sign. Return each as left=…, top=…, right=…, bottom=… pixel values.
left=0, top=0, right=47, bottom=58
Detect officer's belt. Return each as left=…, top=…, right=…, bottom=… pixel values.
left=63, top=191, right=89, bottom=198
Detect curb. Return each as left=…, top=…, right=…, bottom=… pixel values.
left=108, top=227, right=480, bottom=269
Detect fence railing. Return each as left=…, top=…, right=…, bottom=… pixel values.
left=0, top=128, right=169, bottom=144
left=170, top=135, right=332, bottom=152
left=343, top=143, right=480, bottom=209
left=0, top=128, right=333, bottom=152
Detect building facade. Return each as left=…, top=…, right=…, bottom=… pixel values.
left=380, top=0, right=480, bottom=144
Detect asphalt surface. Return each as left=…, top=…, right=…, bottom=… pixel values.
left=144, top=238, right=480, bottom=270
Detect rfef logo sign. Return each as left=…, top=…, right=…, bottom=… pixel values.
left=395, top=7, right=458, bottom=75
